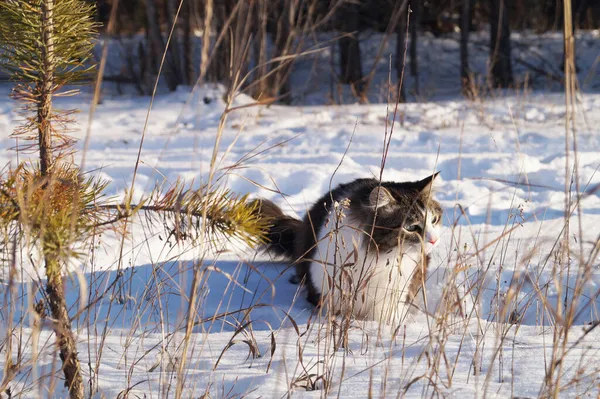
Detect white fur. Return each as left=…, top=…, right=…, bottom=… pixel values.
left=309, top=208, right=440, bottom=325
left=424, top=211, right=440, bottom=245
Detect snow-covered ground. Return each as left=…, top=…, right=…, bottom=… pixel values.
left=1, top=41, right=600, bottom=397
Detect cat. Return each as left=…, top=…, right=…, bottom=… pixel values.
left=254, top=173, right=442, bottom=324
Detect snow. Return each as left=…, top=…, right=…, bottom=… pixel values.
left=1, top=40, right=600, bottom=397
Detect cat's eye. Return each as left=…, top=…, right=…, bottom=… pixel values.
left=404, top=224, right=421, bottom=233
left=432, top=215, right=439, bottom=224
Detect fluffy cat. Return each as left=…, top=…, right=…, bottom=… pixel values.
left=255, top=173, right=442, bottom=324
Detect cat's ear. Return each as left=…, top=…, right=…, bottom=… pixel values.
left=369, top=186, right=395, bottom=208
left=415, top=172, right=440, bottom=194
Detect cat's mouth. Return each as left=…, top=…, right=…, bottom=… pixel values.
left=424, top=241, right=438, bottom=254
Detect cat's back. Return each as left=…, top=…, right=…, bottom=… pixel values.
left=303, top=178, right=377, bottom=226
left=294, top=178, right=377, bottom=259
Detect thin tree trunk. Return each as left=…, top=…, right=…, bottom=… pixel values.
left=165, top=0, right=184, bottom=85
left=231, top=0, right=253, bottom=90
left=562, top=0, right=588, bottom=71
left=563, top=0, right=577, bottom=79
left=574, top=0, right=589, bottom=26
left=253, top=0, right=269, bottom=99
left=269, top=0, right=294, bottom=102
left=40, top=1, right=84, bottom=398
left=489, top=0, right=513, bottom=88
left=206, top=1, right=231, bottom=84
left=461, top=0, right=475, bottom=94
left=338, top=1, right=363, bottom=95
left=182, top=0, right=194, bottom=85
left=395, top=5, right=407, bottom=102
left=141, top=29, right=156, bottom=95
left=145, top=0, right=178, bottom=91
left=409, top=0, right=420, bottom=95
left=200, top=0, right=214, bottom=79
left=46, top=256, right=85, bottom=398
left=39, top=0, right=55, bottom=175
left=96, top=0, right=110, bottom=22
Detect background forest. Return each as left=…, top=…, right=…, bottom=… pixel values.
left=5, top=0, right=595, bottom=101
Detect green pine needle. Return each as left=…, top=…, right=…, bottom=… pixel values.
left=0, top=163, right=110, bottom=263
left=0, top=0, right=99, bottom=156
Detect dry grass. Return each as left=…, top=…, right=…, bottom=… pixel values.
left=1, top=0, right=599, bottom=398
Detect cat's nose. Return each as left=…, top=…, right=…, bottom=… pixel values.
left=425, top=231, right=438, bottom=244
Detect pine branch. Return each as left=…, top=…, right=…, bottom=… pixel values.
left=0, top=170, right=269, bottom=254
left=95, top=182, right=269, bottom=248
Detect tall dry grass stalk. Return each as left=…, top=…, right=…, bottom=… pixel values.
left=543, top=0, right=581, bottom=397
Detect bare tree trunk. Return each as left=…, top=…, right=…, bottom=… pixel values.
left=145, top=0, right=178, bottom=91
left=253, top=0, right=269, bottom=99
left=206, top=1, right=231, bottom=84
left=338, top=1, right=364, bottom=95
left=562, top=0, right=589, bottom=71
left=96, top=0, right=110, bottom=22
left=141, top=29, right=156, bottom=94
left=200, top=0, right=214, bottom=79
left=165, top=0, right=184, bottom=85
left=40, top=1, right=84, bottom=398
left=203, top=0, right=253, bottom=96
left=461, top=0, right=475, bottom=94
left=547, top=0, right=561, bottom=30
left=395, top=4, right=407, bottom=102
left=268, top=0, right=294, bottom=102
left=231, top=0, right=253, bottom=90
left=409, top=0, right=420, bottom=95
left=182, top=0, right=194, bottom=85
left=489, top=0, right=513, bottom=88
left=574, top=0, right=589, bottom=26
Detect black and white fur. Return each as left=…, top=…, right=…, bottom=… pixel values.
left=255, top=174, right=442, bottom=324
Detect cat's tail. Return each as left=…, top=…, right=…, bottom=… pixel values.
left=251, top=199, right=303, bottom=260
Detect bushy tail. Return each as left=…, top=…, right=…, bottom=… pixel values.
left=252, top=199, right=303, bottom=260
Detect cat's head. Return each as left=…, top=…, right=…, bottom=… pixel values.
left=358, top=173, right=443, bottom=252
